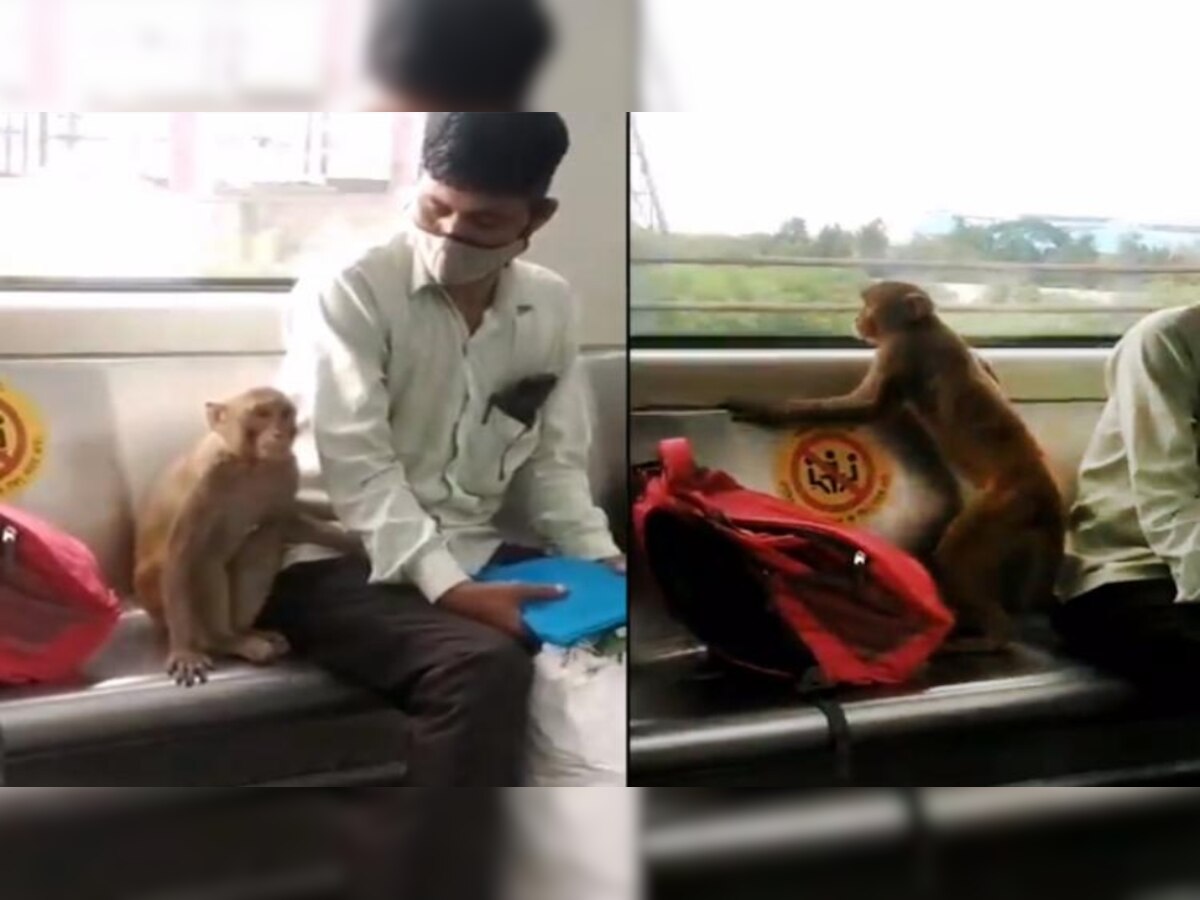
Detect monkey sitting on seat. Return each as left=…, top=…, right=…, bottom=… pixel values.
left=727, top=281, right=1066, bottom=653
left=133, top=387, right=360, bottom=686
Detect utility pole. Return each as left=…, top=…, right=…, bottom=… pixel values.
left=630, top=117, right=667, bottom=234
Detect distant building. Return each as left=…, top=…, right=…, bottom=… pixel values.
left=915, top=210, right=1200, bottom=254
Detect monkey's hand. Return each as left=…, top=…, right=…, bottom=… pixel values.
left=284, top=513, right=364, bottom=556
left=723, top=400, right=793, bottom=425
left=731, top=396, right=880, bottom=424
left=440, top=581, right=568, bottom=640
left=166, top=647, right=215, bottom=688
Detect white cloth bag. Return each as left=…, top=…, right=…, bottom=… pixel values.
left=525, top=642, right=627, bottom=786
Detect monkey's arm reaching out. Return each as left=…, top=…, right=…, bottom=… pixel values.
left=283, top=511, right=363, bottom=556
left=725, top=342, right=902, bottom=425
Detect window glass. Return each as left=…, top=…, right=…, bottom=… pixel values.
left=0, top=112, right=423, bottom=279
left=635, top=2, right=1200, bottom=342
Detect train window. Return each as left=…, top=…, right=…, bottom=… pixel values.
left=0, top=112, right=424, bottom=280
left=0, top=0, right=367, bottom=109
left=633, top=1, right=1199, bottom=345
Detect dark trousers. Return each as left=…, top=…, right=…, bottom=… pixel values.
left=1053, top=578, right=1200, bottom=698
left=260, top=553, right=536, bottom=786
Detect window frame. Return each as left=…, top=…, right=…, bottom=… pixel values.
left=628, top=253, right=1199, bottom=351
left=0, top=276, right=294, bottom=294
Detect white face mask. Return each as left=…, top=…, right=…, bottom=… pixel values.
left=410, top=223, right=529, bottom=287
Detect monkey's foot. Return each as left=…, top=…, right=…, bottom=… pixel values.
left=166, top=649, right=214, bottom=687
left=227, top=631, right=290, bottom=665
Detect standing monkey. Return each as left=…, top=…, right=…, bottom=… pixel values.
left=727, top=282, right=1066, bottom=652
left=134, top=387, right=360, bottom=686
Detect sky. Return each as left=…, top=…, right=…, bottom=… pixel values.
left=638, top=0, right=1200, bottom=237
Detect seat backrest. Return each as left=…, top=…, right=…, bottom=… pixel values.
left=631, top=399, right=1105, bottom=557
left=0, top=350, right=626, bottom=593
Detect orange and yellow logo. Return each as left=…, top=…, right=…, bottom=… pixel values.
left=0, top=381, right=46, bottom=499
left=775, top=427, right=892, bottom=524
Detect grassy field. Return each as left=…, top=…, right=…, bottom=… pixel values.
left=631, top=264, right=1200, bottom=341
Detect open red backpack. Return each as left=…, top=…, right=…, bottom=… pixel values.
left=633, top=438, right=954, bottom=688
left=0, top=504, right=120, bottom=684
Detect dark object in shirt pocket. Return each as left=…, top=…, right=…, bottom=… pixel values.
left=485, top=373, right=559, bottom=429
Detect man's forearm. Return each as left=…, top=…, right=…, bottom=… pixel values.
left=536, top=489, right=620, bottom=559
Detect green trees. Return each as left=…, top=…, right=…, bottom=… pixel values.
left=629, top=214, right=1200, bottom=340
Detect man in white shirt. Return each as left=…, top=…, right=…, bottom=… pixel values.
left=1055, top=305, right=1200, bottom=689
left=262, top=113, right=622, bottom=791
left=363, top=0, right=554, bottom=111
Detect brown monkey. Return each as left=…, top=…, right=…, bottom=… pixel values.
left=727, top=281, right=1065, bottom=652
left=133, top=387, right=360, bottom=686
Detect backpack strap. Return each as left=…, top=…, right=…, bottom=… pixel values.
left=797, top=670, right=854, bottom=785
left=658, top=438, right=697, bottom=486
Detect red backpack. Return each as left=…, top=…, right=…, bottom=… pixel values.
left=0, top=504, right=121, bottom=684
left=633, top=438, right=953, bottom=688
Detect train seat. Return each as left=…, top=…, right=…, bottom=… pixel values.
left=0, top=348, right=627, bottom=785
left=629, top=390, right=1199, bottom=785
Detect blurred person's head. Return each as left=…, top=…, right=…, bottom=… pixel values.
left=410, top=112, right=569, bottom=285
left=366, top=0, right=555, bottom=111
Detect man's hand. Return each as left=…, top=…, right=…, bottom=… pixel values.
left=601, top=555, right=627, bottom=575
left=439, top=580, right=567, bottom=639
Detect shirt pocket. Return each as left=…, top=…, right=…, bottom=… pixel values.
left=456, top=406, right=541, bottom=498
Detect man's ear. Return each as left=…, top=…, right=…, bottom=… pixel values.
left=526, top=198, right=559, bottom=236
left=205, top=402, right=227, bottom=431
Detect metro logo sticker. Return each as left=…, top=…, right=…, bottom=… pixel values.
left=775, top=427, right=892, bottom=524
left=0, top=382, right=46, bottom=499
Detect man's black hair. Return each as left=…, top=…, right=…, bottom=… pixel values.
left=422, top=113, right=570, bottom=197
left=367, top=0, right=554, bottom=109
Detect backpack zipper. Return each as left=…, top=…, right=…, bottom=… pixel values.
left=852, top=549, right=869, bottom=600
left=0, top=518, right=73, bottom=608
left=0, top=520, right=80, bottom=649
left=1, top=523, right=17, bottom=574
left=0, top=519, right=48, bottom=597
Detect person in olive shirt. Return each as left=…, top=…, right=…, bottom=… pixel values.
left=1056, top=305, right=1200, bottom=689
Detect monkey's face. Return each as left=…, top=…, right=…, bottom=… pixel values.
left=855, top=304, right=881, bottom=345
left=208, top=390, right=298, bottom=461
left=243, top=398, right=298, bottom=462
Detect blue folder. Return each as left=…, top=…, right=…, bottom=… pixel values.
left=476, top=557, right=627, bottom=647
